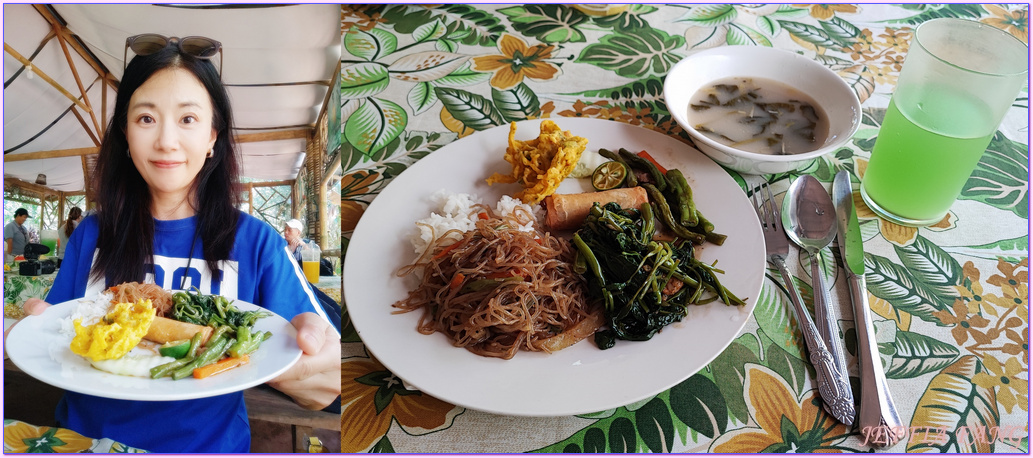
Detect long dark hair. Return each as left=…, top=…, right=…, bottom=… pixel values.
left=90, top=45, right=241, bottom=287
left=64, top=206, right=82, bottom=238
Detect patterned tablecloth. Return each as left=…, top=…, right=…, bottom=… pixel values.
left=340, top=4, right=1029, bottom=453
left=3, top=271, right=57, bottom=319
left=2, top=420, right=145, bottom=453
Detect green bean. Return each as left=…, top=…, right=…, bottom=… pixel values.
left=598, top=149, right=637, bottom=187
left=207, top=325, right=233, bottom=344
left=619, top=148, right=666, bottom=192
left=186, top=331, right=205, bottom=359
left=234, top=330, right=272, bottom=358
left=149, top=357, right=193, bottom=379
left=664, top=169, right=698, bottom=227
left=642, top=184, right=706, bottom=244
left=229, top=334, right=264, bottom=358
left=171, top=336, right=233, bottom=380
left=704, top=230, right=727, bottom=246
left=226, top=326, right=251, bottom=358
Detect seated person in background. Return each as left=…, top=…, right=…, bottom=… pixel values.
left=283, top=218, right=309, bottom=263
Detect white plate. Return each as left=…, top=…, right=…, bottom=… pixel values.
left=6, top=298, right=302, bottom=401
left=345, top=118, right=765, bottom=416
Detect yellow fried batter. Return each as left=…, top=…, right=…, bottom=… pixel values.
left=70, top=299, right=155, bottom=362
left=486, top=120, right=588, bottom=204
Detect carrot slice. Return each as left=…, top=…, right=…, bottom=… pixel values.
left=193, top=355, right=250, bottom=379
left=448, top=272, right=465, bottom=292
left=432, top=240, right=464, bottom=260
left=636, top=150, right=668, bottom=174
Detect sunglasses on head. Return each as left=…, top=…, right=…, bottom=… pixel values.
left=123, top=33, right=223, bottom=79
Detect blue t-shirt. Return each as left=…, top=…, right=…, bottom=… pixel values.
left=46, top=211, right=332, bottom=453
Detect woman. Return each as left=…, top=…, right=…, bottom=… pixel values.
left=56, top=206, right=82, bottom=259
left=19, top=35, right=340, bottom=453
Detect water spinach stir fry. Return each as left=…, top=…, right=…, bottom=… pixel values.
left=573, top=202, right=745, bottom=350
left=149, top=291, right=272, bottom=380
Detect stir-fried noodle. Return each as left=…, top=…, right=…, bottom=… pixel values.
left=394, top=204, right=597, bottom=359
left=106, top=282, right=173, bottom=317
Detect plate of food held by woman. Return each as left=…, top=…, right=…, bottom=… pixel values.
left=6, top=289, right=302, bottom=401
left=345, top=118, right=765, bottom=416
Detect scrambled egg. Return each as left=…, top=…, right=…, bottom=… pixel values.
left=486, top=120, right=588, bottom=204
left=70, top=299, right=155, bottom=362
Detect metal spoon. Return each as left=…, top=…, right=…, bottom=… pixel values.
left=782, top=175, right=855, bottom=424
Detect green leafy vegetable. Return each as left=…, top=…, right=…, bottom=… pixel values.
left=171, top=290, right=271, bottom=328
left=573, top=203, right=745, bottom=349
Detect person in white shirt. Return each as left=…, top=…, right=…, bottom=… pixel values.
left=57, top=206, right=83, bottom=259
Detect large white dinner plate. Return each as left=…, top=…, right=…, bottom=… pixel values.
left=345, top=118, right=765, bottom=416
left=6, top=297, right=302, bottom=401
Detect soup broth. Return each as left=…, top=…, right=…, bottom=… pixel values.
left=688, top=77, right=829, bottom=155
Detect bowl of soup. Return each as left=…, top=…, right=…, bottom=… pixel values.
left=664, top=46, right=862, bottom=174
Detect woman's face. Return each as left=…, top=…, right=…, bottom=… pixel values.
left=126, top=67, right=218, bottom=203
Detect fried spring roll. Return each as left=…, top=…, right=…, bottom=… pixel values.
left=145, top=316, right=212, bottom=345
left=544, top=186, right=649, bottom=230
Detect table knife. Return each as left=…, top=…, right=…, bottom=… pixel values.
left=832, top=171, right=905, bottom=447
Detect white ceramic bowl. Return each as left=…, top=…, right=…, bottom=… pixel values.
left=664, top=46, right=861, bottom=175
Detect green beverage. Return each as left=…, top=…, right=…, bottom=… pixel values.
left=861, top=87, right=994, bottom=225
left=40, top=240, right=57, bottom=254
left=861, top=18, right=1026, bottom=227
left=40, top=230, right=59, bottom=257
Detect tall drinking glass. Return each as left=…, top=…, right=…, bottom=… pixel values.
left=860, top=19, right=1028, bottom=227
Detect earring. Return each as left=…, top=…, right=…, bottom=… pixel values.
left=127, top=149, right=131, bottom=158
left=206, top=149, right=214, bottom=158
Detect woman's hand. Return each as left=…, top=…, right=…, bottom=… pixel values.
left=267, top=312, right=341, bottom=410
left=3, top=298, right=50, bottom=341
left=22, top=298, right=50, bottom=316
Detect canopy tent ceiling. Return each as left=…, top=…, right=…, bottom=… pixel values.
left=2, top=3, right=341, bottom=193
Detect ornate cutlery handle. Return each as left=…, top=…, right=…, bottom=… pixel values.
left=848, top=273, right=905, bottom=447
left=772, top=254, right=856, bottom=426
left=810, top=252, right=853, bottom=394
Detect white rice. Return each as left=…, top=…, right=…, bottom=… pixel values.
left=409, top=190, right=544, bottom=256
left=58, top=292, right=114, bottom=339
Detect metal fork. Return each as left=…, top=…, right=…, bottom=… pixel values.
left=752, top=180, right=856, bottom=426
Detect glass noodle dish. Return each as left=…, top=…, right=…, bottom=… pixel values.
left=394, top=194, right=600, bottom=360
